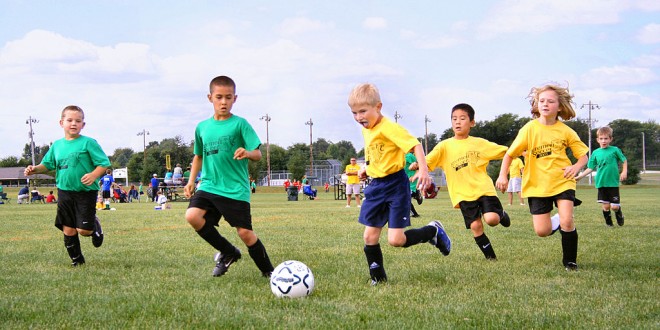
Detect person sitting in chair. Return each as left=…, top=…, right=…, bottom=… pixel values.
left=31, top=187, right=45, bottom=204
left=303, top=185, right=318, bottom=200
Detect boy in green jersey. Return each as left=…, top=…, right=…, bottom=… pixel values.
left=25, top=105, right=110, bottom=266
left=183, top=76, right=274, bottom=278
left=575, top=126, right=628, bottom=226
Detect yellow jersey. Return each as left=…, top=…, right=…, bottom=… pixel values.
left=509, top=158, right=524, bottom=179
left=507, top=120, right=589, bottom=197
left=426, top=136, right=507, bottom=208
left=363, top=117, right=419, bottom=179
left=345, top=164, right=361, bottom=184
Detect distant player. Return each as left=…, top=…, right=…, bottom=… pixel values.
left=575, top=126, right=627, bottom=226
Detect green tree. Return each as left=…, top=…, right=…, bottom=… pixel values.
left=111, top=148, right=134, bottom=168
left=0, top=156, right=29, bottom=167
left=287, top=143, right=310, bottom=179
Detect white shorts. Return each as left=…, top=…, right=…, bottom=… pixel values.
left=507, top=177, right=522, bottom=193
left=346, top=183, right=361, bottom=195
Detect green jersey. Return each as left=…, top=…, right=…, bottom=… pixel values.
left=194, top=115, right=260, bottom=202
left=587, top=146, right=627, bottom=188
left=404, top=153, right=418, bottom=192
left=41, top=135, right=111, bottom=192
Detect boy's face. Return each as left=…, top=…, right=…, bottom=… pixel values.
left=208, top=84, right=237, bottom=120
left=597, top=134, right=612, bottom=148
left=60, top=110, right=85, bottom=139
left=350, top=102, right=382, bottom=129
left=451, top=109, right=474, bottom=139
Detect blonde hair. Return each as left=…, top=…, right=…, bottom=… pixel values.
left=348, top=83, right=381, bottom=107
left=528, top=84, right=575, bottom=120
left=597, top=126, right=613, bottom=138
left=61, top=105, right=85, bottom=119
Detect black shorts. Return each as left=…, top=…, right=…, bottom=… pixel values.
left=187, top=190, right=253, bottom=230
left=527, top=189, right=576, bottom=215
left=55, top=189, right=98, bottom=231
left=597, top=187, right=620, bottom=204
left=102, top=190, right=111, bottom=199
left=458, top=196, right=504, bottom=229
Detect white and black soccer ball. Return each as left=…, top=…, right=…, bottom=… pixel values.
left=270, top=260, right=315, bottom=298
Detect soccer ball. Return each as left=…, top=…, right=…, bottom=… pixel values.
left=270, top=260, right=315, bottom=298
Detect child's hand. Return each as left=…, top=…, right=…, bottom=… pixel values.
left=562, top=164, right=581, bottom=179
left=408, top=162, right=419, bottom=171
left=358, top=168, right=367, bottom=180
left=619, top=172, right=627, bottom=182
left=183, top=183, right=195, bottom=199
left=24, top=165, right=35, bottom=176
left=80, top=173, right=96, bottom=186
left=233, top=148, right=248, bottom=160
left=495, top=175, right=508, bottom=193
left=412, top=170, right=430, bottom=191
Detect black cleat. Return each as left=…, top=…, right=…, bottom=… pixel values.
left=500, top=211, right=511, bottom=228
left=92, top=216, right=103, bottom=248
left=565, top=262, right=578, bottom=272
left=414, top=191, right=423, bottom=205
left=212, top=248, right=242, bottom=277
left=71, top=255, right=86, bottom=267
left=370, top=277, right=387, bottom=286
left=615, top=212, right=624, bottom=226
left=605, top=219, right=614, bottom=227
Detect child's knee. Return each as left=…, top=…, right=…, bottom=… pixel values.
left=387, top=236, right=405, bottom=247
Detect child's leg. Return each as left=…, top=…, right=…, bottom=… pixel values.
left=237, top=227, right=274, bottom=277
left=62, top=226, right=85, bottom=266
left=186, top=207, right=237, bottom=254
left=518, top=192, right=525, bottom=205
left=532, top=214, right=553, bottom=237
left=410, top=202, right=419, bottom=217
left=557, top=199, right=578, bottom=270
left=391, top=224, right=437, bottom=248
left=364, top=226, right=387, bottom=283
left=470, top=219, right=497, bottom=259
left=508, top=192, right=513, bottom=205
left=601, top=203, right=613, bottom=227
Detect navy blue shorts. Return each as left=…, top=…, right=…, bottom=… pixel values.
left=55, top=189, right=97, bottom=231
left=358, top=170, right=411, bottom=229
left=188, top=190, right=253, bottom=230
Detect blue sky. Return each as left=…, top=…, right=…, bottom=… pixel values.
left=1, top=0, right=659, bottom=159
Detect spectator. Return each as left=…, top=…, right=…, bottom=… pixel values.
left=173, top=163, right=184, bottom=185
left=128, top=184, right=139, bottom=202
left=31, top=187, right=46, bottom=204
left=151, top=174, right=160, bottom=202
left=17, top=186, right=29, bottom=204
left=46, top=190, right=58, bottom=203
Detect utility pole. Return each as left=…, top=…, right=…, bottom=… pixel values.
left=260, top=114, right=272, bottom=186
left=580, top=101, right=600, bottom=185
left=26, top=116, right=39, bottom=166
left=424, top=115, right=431, bottom=154
left=137, top=129, right=150, bottom=165
left=642, top=132, right=646, bottom=173
left=394, top=111, right=402, bottom=123
left=305, top=118, right=314, bottom=176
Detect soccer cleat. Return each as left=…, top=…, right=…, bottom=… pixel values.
left=428, top=221, right=451, bottom=256
left=345, top=205, right=351, bottom=208
left=411, top=213, right=420, bottom=218
left=71, top=255, right=86, bottom=267
left=500, top=211, right=511, bottom=228
left=605, top=219, right=614, bottom=227
left=212, top=248, right=242, bottom=277
left=92, top=216, right=103, bottom=248
left=370, top=276, right=387, bottom=286
left=262, top=271, right=272, bottom=278
left=615, top=212, right=624, bottom=226
left=414, top=191, right=423, bottom=205
left=565, top=262, right=578, bottom=272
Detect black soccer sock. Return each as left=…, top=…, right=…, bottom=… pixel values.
left=402, top=225, right=436, bottom=247
left=560, top=229, right=578, bottom=266
left=603, top=210, right=613, bottom=226
left=364, top=244, right=387, bottom=281
left=197, top=222, right=234, bottom=254
left=474, top=234, right=497, bottom=260
left=63, top=234, right=83, bottom=262
left=614, top=208, right=623, bottom=218
left=248, top=239, right=274, bottom=274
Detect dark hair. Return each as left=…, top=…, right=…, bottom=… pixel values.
left=209, top=76, right=236, bottom=93
left=451, top=103, right=475, bottom=121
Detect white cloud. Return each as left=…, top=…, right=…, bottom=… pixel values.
left=637, top=23, right=660, bottom=44
left=580, top=65, right=658, bottom=87
left=279, top=17, right=334, bottom=35
left=362, top=17, right=388, bottom=30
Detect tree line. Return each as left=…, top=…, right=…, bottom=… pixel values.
left=2, top=115, right=658, bottom=185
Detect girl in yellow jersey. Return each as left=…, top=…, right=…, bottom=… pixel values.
left=496, top=84, right=588, bottom=271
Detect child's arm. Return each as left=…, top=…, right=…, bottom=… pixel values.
left=410, top=144, right=431, bottom=191
left=81, top=166, right=108, bottom=186
left=184, top=155, right=202, bottom=198
left=234, top=147, right=262, bottom=161
left=620, top=160, right=628, bottom=182
left=574, top=168, right=593, bottom=181
left=24, top=164, right=48, bottom=176
left=563, top=155, right=588, bottom=179
left=495, top=154, right=513, bottom=193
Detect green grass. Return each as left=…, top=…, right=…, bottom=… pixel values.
left=1, top=185, right=659, bottom=329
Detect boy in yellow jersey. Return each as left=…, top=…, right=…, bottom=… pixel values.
left=424, top=103, right=510, bottom=260
left=507, top=153, right=525, bottom=206
left=348, top=83, right=451, bottom=285
left=496, top=84, right=588, bottom=271
left=344, top=157, right=362, bottom=207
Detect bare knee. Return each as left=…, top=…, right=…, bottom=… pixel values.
left=185, top=209, right=205, bottom=231
left=237, top=227, right=257, bottom=246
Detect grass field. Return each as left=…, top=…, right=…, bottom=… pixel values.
left=1, top=183, right=659, bottom=329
